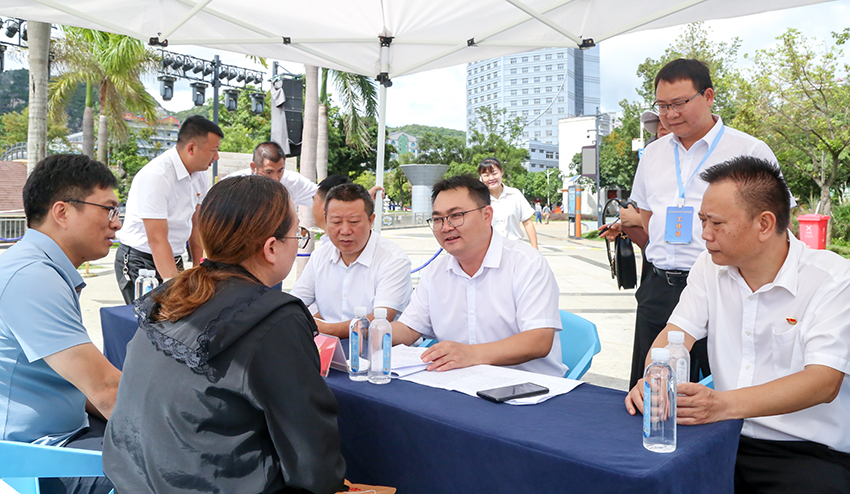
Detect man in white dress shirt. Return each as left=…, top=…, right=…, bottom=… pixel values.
left=626, top=59, right=782, bottom=388
left=225, top=141, right=318, bottom=208
left=290, top=183, right=412, bottom=337
left=392, top=175, right=566, bottom=377
left=114, top=116, right=222, bottom=304
left=626, top=157, right=850, bottom=492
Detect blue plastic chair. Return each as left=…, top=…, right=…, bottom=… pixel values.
left=699, top=374, right=715, bottom=389
left=0, top=440, right=109, bottom=494
left=559, top=310, right=602, bottom=380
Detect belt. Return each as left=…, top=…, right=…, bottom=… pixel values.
left=121, top=243, right=181, bottom=263
left=651, top=264, right=689, bottom=287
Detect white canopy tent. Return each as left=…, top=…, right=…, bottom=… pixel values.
left=0, top=0, right=833, bottom=228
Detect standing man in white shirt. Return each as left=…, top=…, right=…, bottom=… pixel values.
left=627, top=59, right=781, bottom=388
left=391, top=175, right=566, bottom=377
left=225, top=141, right=318, bottom=208
left=290, top=183, right=412, bottom=337
left=114, top=115, right=222, bottom=304
left=479, top=158, right=538, bottom=249
left=626, top=157, right=850, bottom=492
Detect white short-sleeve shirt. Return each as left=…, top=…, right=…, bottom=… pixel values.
left=290, top=231, right=412, bottom=323
left=630, top=116, right=779, bottom=270
left=669, top=234, right=850, bottom=452
left=398, top=231, right=567, bottom=377
left=117, top=146, right=207, bottom=255
left=490, top=185, right=535, bottom=241
left=226, top=167, right=318, bottom=207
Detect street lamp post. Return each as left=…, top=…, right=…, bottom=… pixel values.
left=544, top=167, right=557, bottom=206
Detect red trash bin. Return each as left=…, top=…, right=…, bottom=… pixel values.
left=796, top=214, right=830, bottom=249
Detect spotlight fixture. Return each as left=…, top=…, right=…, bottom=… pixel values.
left=190, top=82, right=207, bottom=106
left=169, top=55, right=183, bottom=70
left=4, top=20, right=19, bottom=38
left=236, top=70, right=246, bottom=83
left=20, top=21, right=26, bottom=42
left=162, top=53, right=175, bottom=70
left=181, top=57, right=194, bottom=72
left=225, top=67, right=238, bottom=81
left=250, top=92, right=265, bottom=115
left=192, top=61, right=204, bottom=74
left=158, top=75, right=176, bottom=101
left=202, top=63, right=213, bottom=76
left=223, top=89, right=238, bottom=112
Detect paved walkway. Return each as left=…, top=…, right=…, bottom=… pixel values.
left=7, top=221, right=643, bottom=391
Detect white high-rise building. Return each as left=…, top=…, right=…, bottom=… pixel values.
left=465, top=46, right=600, bottom=170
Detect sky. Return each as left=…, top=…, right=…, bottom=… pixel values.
left=7, top=1, right=849, bottom=132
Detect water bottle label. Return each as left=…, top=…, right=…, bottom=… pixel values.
left=382, top=333, right=391, bottom=375
left=350, top=331, right=360, bottom=372
left=643, top=381, right=651, bottom=438
left=143, top=285, right=153, bottom=295
left=676, top=359, right=688, bottom=384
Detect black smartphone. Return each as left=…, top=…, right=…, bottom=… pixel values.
left=476, top=382, right=549, bottom=403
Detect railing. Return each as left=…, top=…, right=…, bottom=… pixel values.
left=0, top=214, right=26, bottom=242
left=0, top=142, right=27, bottom=161
left=381, top=211, right=429, bottom=229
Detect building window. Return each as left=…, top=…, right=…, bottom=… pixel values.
left=510, top=89, right=518, bottom=95
left=534, top=109, right=541, bottom=114
left=534, top=87, right=541, bottom=93
left=546, top=133, right=553, bottom=140
left=556, top=153, right=559, bottom=159
left=546, top=76, right=553, bottom=82
left=522, top=56, right=528, bottom=62
left=533, top=66, right=540, bottom=72
left=534, top=77, right=541, bottom=83
left=522, top=78, right=529, bottom=84
left=545, top=53, right=552, bottom=60
left=546, top=87, right=553, bottom=92
left=557, top=75, right=564, bottom=81
left=493, top=81, right=498, bottom=87
left=523, top=110, right=529, bottom=116
left=522, top=99, right=529, bottom=105
left=522, top=67, right=528, bottom=73
left=486, top=94, right=491, bottom=100
left=511, top=100, right=517, bottom=106
left=534, top=131, right=541, bottom=137
left=511, top=79, right=517, bottom=84
left=557, top=63, right=564, bottom=69
left=486, top=84, right=491, bottom=90
left=557, top=52, right=564, bottom=58
left=534, top=55, right=540, bottom=61
left=486, top=63, right=490, bottom=69
left=493, top=61, right=498, bottom=67
left=510, top=58, right=517, bottom=64
left=546, top=119, right=552, bottom=125
left=530, top=148, right=536, bottom=152
left=510, top=68, right=517, bottom=74
left=510, top=111, right=517, bottom=117
left=523, top=132, right=529, bottom=138
left=522, top=88, right=529, bottom=94
left=546, top=65, right=552, bottom=70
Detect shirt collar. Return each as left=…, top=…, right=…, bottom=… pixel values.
left=167, top=146, right=191, bottom=181
left=329, top=230, right=378, bottom=268
left=24, top=229, right=86, bottom=291
left=493, top=185, right=518, bottom=201
left=669, top=114, right=724, bottom=152
left=446, top=229, right=503, bottom=279
left=719, top=231, right=798, bottom=296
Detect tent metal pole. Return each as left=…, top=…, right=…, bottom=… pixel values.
left=212, top=54, right=220, bottom=181
left=374, top=83, right=387, bottom=235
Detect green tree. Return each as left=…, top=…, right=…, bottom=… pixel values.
left=524, top=169, right=564, bottom=205
left=49, top=26, right=159, bottom=163
left=0, top=106, right=69, bottom=151
left=415, top=131, right=471, bottom=165
left=736, top=29, right=850, bottom=240
left=466, top=106, right=529, bottom=188
left=110, top=131, right=150, bottom=201
left=598, top=100, right=643, bottom=189
left=636, top=23, right=743, bottom=123
left=215, top=87, right=271, bottom=153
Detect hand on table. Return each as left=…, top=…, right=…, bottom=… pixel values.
left=625, top=378, right=645, bottom=416
left=421, top=341, right=479, bottom=372
left=676, top=382, right=728, bottom=425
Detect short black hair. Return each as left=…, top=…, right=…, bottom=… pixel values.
left=431, top=174, right=490, bottom=208
left=654, top=59, right=713, bottom=94
left=324, top=183, right=374, bottom=216
left=252, top=141, right=285, bottom=166
left=177, top=115, right=224, bottom=146
left=317, top=174, right=351, bottom=198
left=477, top=157, right=503, bottom=175
left=700, top=156, right=791, bottom=233
left=23, top=154, right=118, bottom=227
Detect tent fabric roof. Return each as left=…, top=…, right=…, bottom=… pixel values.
left=0, top=0, right=832, bottom=79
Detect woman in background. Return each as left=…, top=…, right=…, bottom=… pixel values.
left=478, top=157, right=539, bottom=249
left=103, top=175, right=346, bottom=494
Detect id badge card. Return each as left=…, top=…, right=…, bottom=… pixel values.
left=664, top=206, right=694, bottom=244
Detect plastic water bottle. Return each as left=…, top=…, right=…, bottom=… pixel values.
left=643, top=348, right=676, bottom=453
left=134, top=269, right=159, bottom=300
left=348, top=306, right=369, bottom=382
left=368, top=308, right=392, bottom=385
left=666, top=331, right=690, bottom=385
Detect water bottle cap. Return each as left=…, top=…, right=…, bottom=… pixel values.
left=651, top=348, right=671, bottom=361
left=139, top=269, right=149, bottom=277
left=353, top=306, right=367, bottom=317
left=668, top=331, right=685, bottom=344
left=373, top=307, right=388, bottom=320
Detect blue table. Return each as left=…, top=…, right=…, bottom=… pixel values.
left=101, top=305, right=742, bottom=493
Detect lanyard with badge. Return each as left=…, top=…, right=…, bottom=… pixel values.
left=664, top=125, right=725, bottom=244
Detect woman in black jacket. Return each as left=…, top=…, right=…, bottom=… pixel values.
left=103, top=175, right=346, bottom=494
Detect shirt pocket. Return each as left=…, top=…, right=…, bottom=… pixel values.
left=771, top=323, right=804, bottom=378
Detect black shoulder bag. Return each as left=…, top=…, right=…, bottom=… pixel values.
left=603, top=199, right=637, bottom=290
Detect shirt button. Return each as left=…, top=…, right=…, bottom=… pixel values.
left=745, top=364, right=751, bottom=369
left=745, top=331, right=751, bottom=336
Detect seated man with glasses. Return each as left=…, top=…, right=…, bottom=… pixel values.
left=626, top=58, right=783, bottom=390
left=0, top=155, right=122, bottom=494
left=291, top=183, right=412, bottom=338
left=391, top=175, right=567, bottom=377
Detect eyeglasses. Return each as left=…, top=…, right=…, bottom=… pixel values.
left=280, top=226, right=311, bottom=249
left=653, top=88, right=706, bottom=115
left=426, top=206, right=486, bottom=231
left=64, top=199, right=120, bottom=221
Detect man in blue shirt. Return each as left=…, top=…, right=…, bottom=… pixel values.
left=0, top=154, right=122, bottom=494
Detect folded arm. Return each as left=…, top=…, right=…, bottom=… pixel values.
left=43, top=343, right=121, bottom=420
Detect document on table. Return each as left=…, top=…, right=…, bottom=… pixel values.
left=390, top=344, right=429, bottom=377
left=401, top=364, right=582, bottom=405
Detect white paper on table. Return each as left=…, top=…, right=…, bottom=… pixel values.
left=389, top=344, right=429, bottom=377
left=401, top=364, right=582, bottom=405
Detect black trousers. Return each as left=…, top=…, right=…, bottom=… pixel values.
left=114, top=243, right=183, bottom=305
left=39, top=415, right=114, bottom=494
left=629, top=260, right=711, bottom=388
left=735, top=435, right=850, bottom=493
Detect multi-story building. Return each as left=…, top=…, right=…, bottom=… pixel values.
left=387, top=130, right=419, bottom=160
left=465, top=46, right=600, bottom=171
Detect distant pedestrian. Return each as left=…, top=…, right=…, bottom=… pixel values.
left=535, top=202, right=543, bottom=223
left=543, top=204, right=551, bottom=224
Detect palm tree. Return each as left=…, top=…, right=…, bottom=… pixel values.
left=26, top=20, right=51, bottom=173
left=48, top=27, right=158, bottom=163
left=317, top=68, right=378, bottom=181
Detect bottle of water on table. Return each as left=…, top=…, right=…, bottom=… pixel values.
left=348, top=306, right=369, bottom=382
left=368, top=308, right=392, bottom=385
left=134, top=269, right=159, bottom=300
left=666, top=331, right=690, bottom=385
left=643, top=347, right=676, bottom=453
